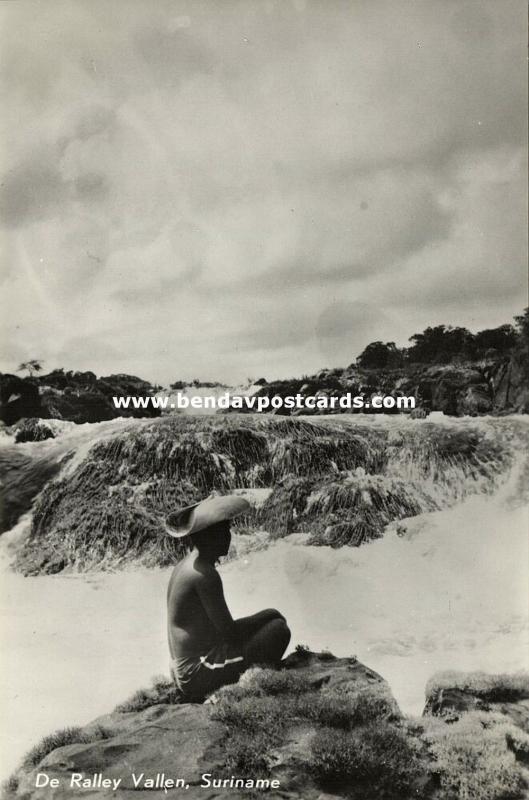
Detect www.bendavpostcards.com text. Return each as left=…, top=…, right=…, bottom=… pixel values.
left=113, top=392, right=416, bottom=412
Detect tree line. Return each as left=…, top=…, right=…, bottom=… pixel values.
left=356, top=309, right=528, bottom=369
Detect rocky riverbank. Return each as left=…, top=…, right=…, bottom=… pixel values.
left=0, top=372, right=161, bottom=427
left=1, top=344, right=528, bottom=431
left=4, top=650, right=529, bottom=800
left=250, top=352, right=529, bottom=417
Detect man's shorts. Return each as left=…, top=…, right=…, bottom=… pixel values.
left=170, top=642, right=245, bottom=702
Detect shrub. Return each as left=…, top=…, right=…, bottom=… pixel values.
left=223, top=731, right=274, bottom=775
left=311, top=722, right=424, bottom=798
left=22, top=725, right=110, bottom=768
left=294, top=685, right=400, bottom=730
left=212, top=695, right=285, bottom=739
left=294, top=643, right=311, bottom=658
left=317, top=649, right=337, bottom=661
left=294, top=692, right=356, bottom=729
left=506, top=727, right=529, bottom=765
left=238, top=667, right=313, bottom=697
left=423, top=712, right=526, bottom=800
left=115, top=674, right=181, bottom=712
left=2, top=774, right=19, bottom=797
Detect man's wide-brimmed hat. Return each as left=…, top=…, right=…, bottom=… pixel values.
left=165, top=495, right=250, bottom=539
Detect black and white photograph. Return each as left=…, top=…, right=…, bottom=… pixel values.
left=0, top=1, right=528, bottom=798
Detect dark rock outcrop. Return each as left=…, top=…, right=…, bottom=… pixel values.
left=5, top=651, right=428, bottom=800
left=2, top=351, right=527, bottom=425
left=0, top=375, right=42, bottom=426
left=0, top=371, right=162, bottom=426
left=7, top=655, right=529, bottom=800
left=491, top=353, right=529, bottom=414
left=13, top=419, right=56, bottom=443
left=246, top=355, right=528, bottom=417
left=38, top=372, right=162, bottom=424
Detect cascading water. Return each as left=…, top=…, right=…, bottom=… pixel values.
left=0, top=415, right=527, bottom=780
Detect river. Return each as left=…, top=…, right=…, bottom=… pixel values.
left=1, top=416, right=528, bottom=780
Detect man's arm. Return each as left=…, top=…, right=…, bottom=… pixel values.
left=195, top=568, right=237, bottom=640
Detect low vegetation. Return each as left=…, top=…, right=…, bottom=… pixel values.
left=422, top=712, right=529, bottom=800
left=426, top=670, right=529, bottom=704
left=114, top=675, right=182, bottom=712
left=22, top=725, right=111, bottom=769
left=311, top=722, right=425, bottom=798
left=6, top=656, right=529, bottom=800
left=211, top=664, right=428, bottom=797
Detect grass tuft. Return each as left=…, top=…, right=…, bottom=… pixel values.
left=212, top=695, right=286, bottom=745
left=114, top=674, right=181, bottom=712
left=1, top=774, right=19, bottom=797
left=237, top=667, right=313, bottom=697
left=223, top=731, right=275, bottom=775
left=22, top=725, right=111, bottom=769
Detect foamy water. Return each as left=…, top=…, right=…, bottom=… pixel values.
left=1, top=416, right=528, bottom=780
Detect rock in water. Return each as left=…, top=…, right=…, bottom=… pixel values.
left=14, top=419, right=56, bottom=443
left=0, top=375, right=42, bottom=426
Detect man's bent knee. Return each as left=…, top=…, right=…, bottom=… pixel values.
left=263, top=608, right=285, bottom=621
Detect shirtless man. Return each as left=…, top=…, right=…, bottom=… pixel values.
left=166, top=495, right=291, bottom=701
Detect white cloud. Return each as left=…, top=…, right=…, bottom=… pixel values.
left=0, top=0, right=526, bottom=383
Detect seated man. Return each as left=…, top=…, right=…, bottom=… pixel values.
left=165, top=495, right=291, bottom=702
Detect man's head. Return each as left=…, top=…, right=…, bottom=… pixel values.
left=165, top=495, right=249, bottom=553
left=189, top=519, right=231, bottom=560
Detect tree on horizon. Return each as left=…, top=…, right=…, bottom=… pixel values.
left=17, top=359, right=44, bottom=378
left=357, top=341, right=404, bottom=369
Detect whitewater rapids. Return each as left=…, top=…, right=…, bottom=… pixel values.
left=0, top=417, right=528, bottom=779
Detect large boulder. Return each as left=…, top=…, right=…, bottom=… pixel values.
left=491, top=355, right=529, bottom=414
left=5, top=651, right=431, bottom=800
left=457, top=384, right=493, bottom=416
left=7, top=655, right=529, bottom=800
left=0, top=374, right=42, bottom=425
left=13, top=418, right=56, bottom=443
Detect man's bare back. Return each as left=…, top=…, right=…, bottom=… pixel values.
left=167, top=551, right=237, bottom=659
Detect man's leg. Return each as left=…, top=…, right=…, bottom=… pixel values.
left=200, top=612, right=290, bottom=698
left=234, top=608, right=286, bottom=641
left=238, top=613, right=291, bottom=666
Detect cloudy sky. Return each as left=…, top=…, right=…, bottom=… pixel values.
left=0, top=0, right=526, bottom=384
